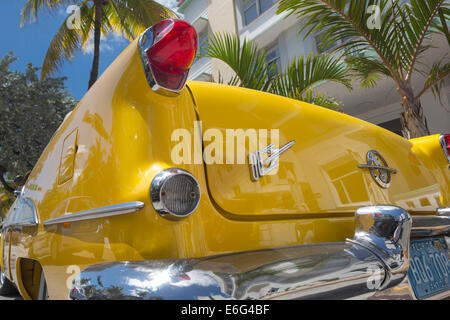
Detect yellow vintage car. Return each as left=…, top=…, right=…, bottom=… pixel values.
left=0, top=19, right=449, bottom=300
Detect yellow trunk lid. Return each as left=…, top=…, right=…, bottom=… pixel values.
left=189, top=82, right=441, bottom=219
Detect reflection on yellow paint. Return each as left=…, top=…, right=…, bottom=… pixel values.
left=58, top=129, right=78, bottom=185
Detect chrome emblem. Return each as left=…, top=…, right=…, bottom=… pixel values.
left=249, top=141, right=295, bottom=181
left=358, top=150, right=398, bottom=189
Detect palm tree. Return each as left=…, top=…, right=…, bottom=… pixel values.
left=278, top=0, right=450, bottom=139
left=202, top=32, right=352, bottom=110
left=21, top=0, right=177, bottom=89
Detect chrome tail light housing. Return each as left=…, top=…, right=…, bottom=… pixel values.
left=138, top=19, right=197, bottom=94
left=440, top=134, right=450, bottom=163
left=150, top=168, right=201, bottom=219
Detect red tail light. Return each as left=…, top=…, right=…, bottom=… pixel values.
left=139, top=19, right=197, bottom=93
left=441, top=134, right=450, bottom=163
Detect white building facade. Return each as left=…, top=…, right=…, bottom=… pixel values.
left=177, top=0, right=450, bottom=135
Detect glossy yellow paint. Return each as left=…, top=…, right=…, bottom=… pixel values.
left=189, top=82, right=447, bottom=216
left=1, top=38, right=448, bottom=300
left=410, top=134, right=450, bottom=206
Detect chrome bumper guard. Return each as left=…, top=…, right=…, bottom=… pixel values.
left=69, top=206, right=450, bottom=300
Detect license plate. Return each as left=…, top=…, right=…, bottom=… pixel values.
left=408, top=237, right=450, bottom=299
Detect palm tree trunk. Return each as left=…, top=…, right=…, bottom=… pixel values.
left=398, top=83, right=430, bottom=139
left=88, top=0, right=104, bottom=89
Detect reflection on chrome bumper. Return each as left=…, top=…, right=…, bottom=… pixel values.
left=437, top=207, right=450, bottom=216
left=411, top=215, right=450, bottom=237
left=69, top=206, right=449, bottom=300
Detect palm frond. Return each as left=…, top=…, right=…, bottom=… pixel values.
left=79, top=4, right=96, bottom=48
left=271, top=53, right=352, bottom=98
left=41, top=17, right=81, bottom=79
left=416, top=56, right=450, bottom=102
left=403, top=0, right=448, bottom=80
left=201, top=32, right=275, bottom=91
left=299, top=89, right=343, bottom=110
left=21, top=0, right=75, bottom=26
left=277, top=0, right=449, bottom=92
left=41, top=3, right=94, bottom=78
left=345, top=55, right=391, bottom=88
left=436, top=6, right=450, bottom=46
left=107, top=0, right=178, bottom=41
left=277, top=0, right=405, bottom=80
left=203, top=33, right=350, bottom=109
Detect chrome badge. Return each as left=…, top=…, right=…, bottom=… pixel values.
left=358, top=150, right=398, bottom=189
left=249, top=141, right=295, bottom=181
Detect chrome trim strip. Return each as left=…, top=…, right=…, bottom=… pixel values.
left=411, top=215, right=450, bottom=237
left=69, top=205, right=419, bottom=300
left=43, top=201, right=145, bottom=226
left=439, top=134, right=450, bottom=163
left=437, top=207, right=450, bottom=216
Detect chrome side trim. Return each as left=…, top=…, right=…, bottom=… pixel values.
left=69, top=205, right=418, bottom=300
left=439, top=134, right=450, bottom=163
left=437, top=207, right=450, bottom=216
left=347, top=206, right=411, bottom=290
left=411, top=215, right=450, bottom=237
left=43, top=201, right=145, bottom=226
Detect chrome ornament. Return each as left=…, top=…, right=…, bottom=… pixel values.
left=249, top=141, right=295, bottom=181
left=358, top=150, right=398, bottom=188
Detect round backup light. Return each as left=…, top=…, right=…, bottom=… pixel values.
left=150, top=168, right=201, bottom=219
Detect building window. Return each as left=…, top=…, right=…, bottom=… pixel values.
left=241, top=0, right=278, bottom=26
left=314, top=30, right=355, bottom=54
left=194, top=29, right=209, bottom=63
left=265, top=44, right=281, bottom=77
left=260, top=0, right=276, bottom=12
left=377, top=118, right=402, bottom=136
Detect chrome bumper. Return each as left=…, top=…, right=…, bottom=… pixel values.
left=69, top=206, right=450, bottom=300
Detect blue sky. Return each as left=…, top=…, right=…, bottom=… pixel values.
left=0, top=0, right=179, bottom=100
